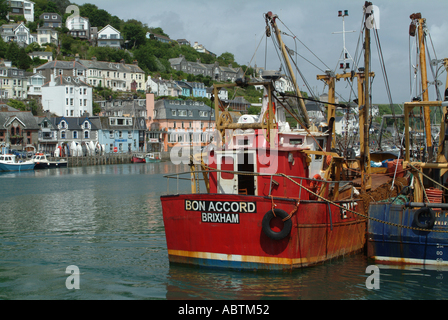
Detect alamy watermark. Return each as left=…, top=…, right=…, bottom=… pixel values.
left=66, top=265, right=80, bottom=290
left=168, top=125, right=279, bottom=173
left=365, top=4, right=380, bottom=30
left=365, top=265, right=380, bottom=290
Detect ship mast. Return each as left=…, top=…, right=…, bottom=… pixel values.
left=359, top=1, right=373, bottom=192
left=417, top=15, right=433, bottom=160
left=265, top=11, right=310, bottom=128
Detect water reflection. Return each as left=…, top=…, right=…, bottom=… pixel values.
left=2, top=162, right=448, bottom=299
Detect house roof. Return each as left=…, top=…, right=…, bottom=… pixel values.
left=77, top=59, right=144, bottom=74
left=42, top=75, right=89, bottom=87
left=98, top=24, right=121, bottom=35
left=36, top=60, right=87, bottom=71
left=154, top=99, right=215, bottom=121
left=0, top=111, right=39, bottom=130
left=52, top=116, right=101, bottom=130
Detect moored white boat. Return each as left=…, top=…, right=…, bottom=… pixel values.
left=31, top=153, right=68, bottom=169
left=0, top=154, right=35, bottom=172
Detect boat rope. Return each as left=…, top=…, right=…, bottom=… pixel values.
left=195, top=166, right=448, bottom=233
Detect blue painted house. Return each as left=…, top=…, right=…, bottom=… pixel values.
left=176, top=81, right=192, bottom=97
left=98, top=116, right=146, bottom=153
left=190, top=82, right=206, bottom=98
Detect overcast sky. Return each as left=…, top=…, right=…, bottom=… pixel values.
left=84, top=0, right=447, bottom=104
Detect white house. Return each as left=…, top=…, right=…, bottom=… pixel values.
left=97, top=25, right=122, bottom=48
left=41, top=74, right=93, bottom=117
left=0, top=22, right=35, bottom=45
left=146, top=76, right=170, bottom=96
left=36, top=26, right=58, bottom=47
left=8, top=0, right=35, bottom=22
left=66, top=15, right=90, bottom=40
left=206, top=86, right=228, bottom=101
left=28, top=51, right=53, bottom=61
left=334, top=114, right=358, bottom=136
left=27, top=73, right=46, bottom=104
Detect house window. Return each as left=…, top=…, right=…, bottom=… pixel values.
left=84, top=131, right=89, bottom=139
left=61, top=131, right=66, bottom=139
left=171, top=110, right=176, bottom=116
left=73, top=131, right=78, bottom=139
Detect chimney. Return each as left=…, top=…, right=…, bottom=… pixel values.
left=1, top=106, right=8, bottom=112
left=75, top=53, right=79, bottom=62
left=120, top=59, right=125, bottom=64
left=133, top=60, right=138, bottom=65
left=92, top=56, right=97, bottom=61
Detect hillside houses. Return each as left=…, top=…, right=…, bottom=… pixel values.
left=169, top=55, right=244, bottom=82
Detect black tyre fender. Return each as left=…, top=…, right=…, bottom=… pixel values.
left=413, top=207, right=436, bottom=229
left=262, top=209, right=292, bottom=240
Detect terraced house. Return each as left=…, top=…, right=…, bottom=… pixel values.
left=169, top=55, right=244, bottom=82
left=77, top=57, right=145, bottom=92
left=0, top=61, right=29, bottom=100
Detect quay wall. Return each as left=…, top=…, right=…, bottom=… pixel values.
left=64, top=154, right=134, bottom=167
left=49, top=152, right=177, bottom=168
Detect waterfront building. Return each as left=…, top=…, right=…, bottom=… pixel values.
left=0, top=105, right=39, bottom=151
left=36, top=115, right=58, bottom=154
left=41, top=74, right=93, bottom=117
left=98, top=116, right=147, bottom=153
left=95, top=98, right=147, bottom=119
left=145, top=93, right=215, bottom=153
left=50, top=116, right=101, bottom=153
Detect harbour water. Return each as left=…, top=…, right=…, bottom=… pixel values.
left=1, top=162, right=448, bottom=301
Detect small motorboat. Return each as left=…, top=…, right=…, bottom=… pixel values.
left=145, top=152, right=161, bottom=163
left=31, top=153, right=68, bottom=169
left=0, top=154, right=35, bottom=172
left=132, top=154, right=146, bottom=163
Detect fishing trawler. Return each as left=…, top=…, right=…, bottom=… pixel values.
left=159, top=8, right=380, bottom=270
left=367, top=13, right=448, bottom=265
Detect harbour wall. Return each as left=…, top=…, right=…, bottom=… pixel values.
left=64, top=154, right=134, bottom=167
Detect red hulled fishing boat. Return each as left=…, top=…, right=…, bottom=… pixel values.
left=160, top=11, right=370, bottom=270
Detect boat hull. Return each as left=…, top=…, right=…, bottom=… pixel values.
left=367, top=203, right=448, bottom=265
left=161, top=194, right=366, bottom=270
left=34, top=161, right=67, bottom=169
left=132, top=157, right=146, bottom=163
left=0, top=162, right=35, bottom=172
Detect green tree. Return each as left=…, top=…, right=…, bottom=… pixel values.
left=17, top=47, right=32, bottom=70
left=122, top=21, right=146, bottom=49
left=0, top=0, right=10, bottom=21
left=6, top=42, right=20, bottom=66
left=8, top=99, right=27, bottom=111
